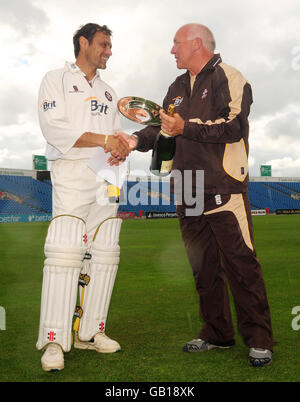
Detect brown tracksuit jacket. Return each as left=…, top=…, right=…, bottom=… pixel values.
left=134, top=53, right=253, bottom=195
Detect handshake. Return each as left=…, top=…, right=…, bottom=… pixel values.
left=104, top=108, right=185, bottom=166
left=104, top=132, right=137, bottom=166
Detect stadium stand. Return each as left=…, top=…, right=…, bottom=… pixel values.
left=1, top=170, right=300, bottom=218
left=0, top=174, right=52, bottom=214
left=248, top=181, right=300, bottom=212
left=0, top=199, right=39, bottom=214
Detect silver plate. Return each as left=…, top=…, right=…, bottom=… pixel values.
left=118, top=96, right=161, bottom=126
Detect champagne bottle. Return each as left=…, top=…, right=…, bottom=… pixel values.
left=150, top=104, right=176, bottom=176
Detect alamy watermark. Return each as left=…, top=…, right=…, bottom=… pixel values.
left=96, top=169, right=204, bottom=217
left=0, top=306, right=5, bottom=331
left=291, top=46, right=300, bottom=71
left=291, top=306, right=300, bottom=331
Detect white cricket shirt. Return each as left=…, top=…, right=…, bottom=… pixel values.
left=38, top=62, right=121, bottom=161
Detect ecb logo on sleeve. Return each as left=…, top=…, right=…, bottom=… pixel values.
left=0, top=306, right=6, bottom=331
left=86, top=96, right=109, bottom=116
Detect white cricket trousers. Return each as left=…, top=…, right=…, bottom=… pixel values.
left=51, top=159, right=119, bottom=238
left=36, top=159, right=119, bottom=351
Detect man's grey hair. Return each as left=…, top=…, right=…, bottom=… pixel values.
left=185, top=24, right=216, bottom=52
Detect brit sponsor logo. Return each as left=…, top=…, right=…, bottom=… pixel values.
left=86, top=96, right=109, bottom=115
left=41, top=99, right=56, bottom=111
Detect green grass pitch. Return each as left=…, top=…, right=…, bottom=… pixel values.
left=0, top=215, right=300, bottom=382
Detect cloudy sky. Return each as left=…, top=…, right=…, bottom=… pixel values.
left=0, top=0, right=300, bottom=177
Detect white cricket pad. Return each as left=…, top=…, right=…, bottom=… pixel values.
left=78, top=217, right=122, bottom=341
left=36, top=215, right=87, bottom=352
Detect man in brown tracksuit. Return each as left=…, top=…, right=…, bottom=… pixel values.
left=116, top=23, right=274, bottom=367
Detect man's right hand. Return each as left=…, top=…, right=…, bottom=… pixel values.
left=104, top=134, right=130, bottom=160
left=114, top=131, right=138, bottom=150
left=107, top=132, right=138, bottom=166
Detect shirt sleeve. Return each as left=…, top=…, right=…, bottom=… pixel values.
left=133, top=125, right=160, bottom=152
left=38, top=70, right=83, bottom=155
left=182, top=71, right=253, bottom=144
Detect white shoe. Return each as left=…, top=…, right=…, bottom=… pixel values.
left=41, top=343, right=64, bottom=371
left=248, top=347, right=272, bottom=367
left=74, top=332, right=121, bottom=353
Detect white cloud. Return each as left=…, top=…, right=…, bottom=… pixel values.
left=265, top=157, right=300, bottom=177
left=0, top=0, right=50, bottom=36
left=0, top=148, right=9, bottom=164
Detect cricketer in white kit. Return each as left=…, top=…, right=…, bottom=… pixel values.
left=36, top=23, right=130, bottom=371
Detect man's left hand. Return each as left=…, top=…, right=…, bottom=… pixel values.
left=160, top=109, right=184, bottom=136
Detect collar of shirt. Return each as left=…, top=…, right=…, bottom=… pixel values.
left=207, top=53, right=222, bottom=70
left=64, top=61, right=101, bottom=83
left=182, top=53, right=222, bottom=87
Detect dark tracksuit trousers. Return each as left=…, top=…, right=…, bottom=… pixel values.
left=177, top=192, right=274, bottom=351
